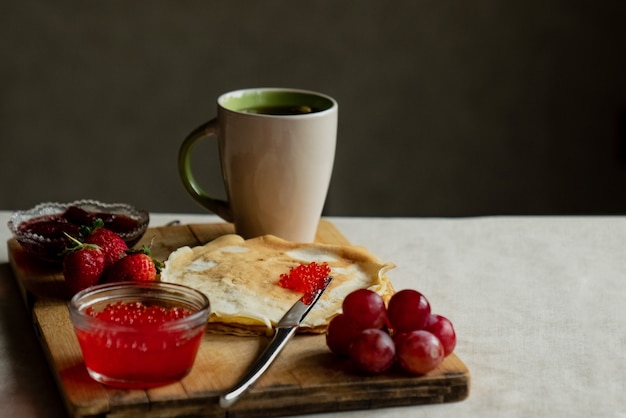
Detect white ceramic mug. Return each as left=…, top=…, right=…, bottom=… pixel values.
left=178, top=88, right=338, bottom=242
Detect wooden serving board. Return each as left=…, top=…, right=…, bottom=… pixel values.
left=7, top=220, right=470, bottom=418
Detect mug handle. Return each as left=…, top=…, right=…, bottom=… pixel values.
left=178, top=119, right=234, bottom=222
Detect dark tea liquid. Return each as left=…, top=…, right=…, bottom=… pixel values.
left=240, top=105, right=321, bottom=115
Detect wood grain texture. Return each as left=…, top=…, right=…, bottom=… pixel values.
left=7, top=219, right=469, bottom=418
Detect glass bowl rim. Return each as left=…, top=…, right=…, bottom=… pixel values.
left=69, top=281, right=210, bottom=333
left=8, top=199, right=150, bottom=243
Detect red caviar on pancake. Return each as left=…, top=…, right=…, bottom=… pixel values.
left=278, top=262, right=331, bottom=304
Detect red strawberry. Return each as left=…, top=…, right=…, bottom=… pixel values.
left=101, top=245, right=162, bottom=283
left=63, top=235, right=105, bottom=296
left=85, top=227, right=128, bottom=267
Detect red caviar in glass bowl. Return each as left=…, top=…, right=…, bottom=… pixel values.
left=69, top=282, right=210, bottom=389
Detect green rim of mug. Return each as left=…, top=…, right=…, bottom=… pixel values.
left=219, top=89, right=335, bottom=114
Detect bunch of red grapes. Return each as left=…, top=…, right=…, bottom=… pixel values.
left=325, top=288, right=456, bottom=374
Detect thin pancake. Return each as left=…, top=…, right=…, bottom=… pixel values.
left=160, top=234, right=395, bottom=335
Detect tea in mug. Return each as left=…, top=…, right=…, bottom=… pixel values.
left=240, top=105, right=321, bottom=115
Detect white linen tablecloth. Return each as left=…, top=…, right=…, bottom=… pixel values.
left=1, top=212, right=625, bottom=417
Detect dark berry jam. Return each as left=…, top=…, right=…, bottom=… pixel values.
left=20, top=206, right=140, bottom=239
left=94, top=212, right=141, bottom=234
left=16, top=205, right=144, bottom=263
left=19, top=216, right=82, bottom=239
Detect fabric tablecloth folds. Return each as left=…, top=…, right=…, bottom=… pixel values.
left=0, top=212, right=624, bottom=417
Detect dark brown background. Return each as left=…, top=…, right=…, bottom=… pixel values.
left=2, top=1, right=625, bottom=216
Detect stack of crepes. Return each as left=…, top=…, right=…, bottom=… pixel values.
left=160, top=234, right=395, bottom=336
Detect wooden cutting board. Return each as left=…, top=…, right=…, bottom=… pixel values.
left=7, top=219, right=470, bottom=418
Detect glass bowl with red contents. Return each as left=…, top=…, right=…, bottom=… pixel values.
left=69, top=281, right=210, bottom=389
left=8, top=199, right=149, bottom=263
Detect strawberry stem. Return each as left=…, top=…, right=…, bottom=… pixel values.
left=124, top=244, right=164, bottom=273
left=79, top=218, right=105, bottom=239
left=63, top=232, right=101, bottom=254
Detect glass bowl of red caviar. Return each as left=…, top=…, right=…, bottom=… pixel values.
left=8, top=199, right=149, bottom=263
left=69, top=281, right=210, bottom=389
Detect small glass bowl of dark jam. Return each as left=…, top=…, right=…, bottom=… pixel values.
left=8, top=200, right=149, bottom=264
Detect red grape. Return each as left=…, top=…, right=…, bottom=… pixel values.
left=325, top=314, right=362, bottom=357
left=325, top=288, right=458, bottom=377
left=387, top=289, right=431, bottom=333
left=348, top=329, right=396, bottom=373
left=424, top=314, right=456, bottom=356
left=342, top=289, right=387, bottom=330
left=395, top=330, right=444, bottom=375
